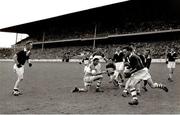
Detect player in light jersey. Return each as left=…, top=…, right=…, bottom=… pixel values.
left=72, top=58, right=107, bottom=93
left=79, top=51, right=91, bottom=73
left=89, top=48, right=108, bottom=63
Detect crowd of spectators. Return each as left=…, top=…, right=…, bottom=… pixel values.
left=0, top=48, right=13, bottom=59
left=30, top=46, right=92, bottom=59
left=29, top=39, right=180, bottom=59
left=15, top=20, right=180, bottom=47
left=2, top=20, right=180, bottom=59
left=0, top=39, right=179, bottom=59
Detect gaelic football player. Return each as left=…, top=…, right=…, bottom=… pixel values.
left=166, top=48, right=177, bottom=82
left=142, top=49, right=152, bottom=91
left=122, top=46, right=168, bottom=105
left=112, top=47, right=125, bottom=87
left=12, top=41, right=33, bottom=96
left=106, top=59, right=122, bottom=88
left=90, top=48, right=108, bottom=63
left=72, top=58, right=107, bottom=93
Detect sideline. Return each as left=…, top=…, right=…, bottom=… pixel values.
left=0, top=59, right=180, bottom=63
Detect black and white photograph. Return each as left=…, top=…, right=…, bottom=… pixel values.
left=0, top=0, right=180, bottom=114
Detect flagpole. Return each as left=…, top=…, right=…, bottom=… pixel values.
left=93, top=24, right=97, bottom=50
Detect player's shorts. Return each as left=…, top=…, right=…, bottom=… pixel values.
left=131, top=67, right=151, bottom=81
left=84, top=65, right=89, bottom=73
left=109, top=70, right=119, bottom=81
left=83, top=75, right=103, bottom=86
left=95, top=63, right=102, bottom=73
left=13, top=64, right=24, bottom=79
left=84, top=60, right=89, bottom=65
left=167, top=61, right=176, bottom=69
left=115, top=62, right=124, bottom=71
left=128, top=68, right=151, bottom=87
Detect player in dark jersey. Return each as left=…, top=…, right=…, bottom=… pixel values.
left=142, top=49, right=152, bottom=91
left=144, top=49, right=152, bottom=69
left=135, top=49, right=152, bottom=93
left=112, top=47, right=125, bottom=87
left=135, top=52, right=146, bottom=95
left=12, top=41, right=33, bottom=96
left=166, top=48, right=178, bottom=82
left=122, top=46, right=168, bottom=105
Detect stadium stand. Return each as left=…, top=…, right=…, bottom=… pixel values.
left=0, top=48, right=13, bottom=59
left=0, top=0, right=180, bottom=60
left=27, top=39, right=180, bottom=59
left=1, top=21, right=180, bottom=59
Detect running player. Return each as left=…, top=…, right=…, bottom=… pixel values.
left=12, top=41, right=33, bottom=96
left=166, top=48, right=178, bottom=82
left=122, top=46, right=168, bottom=105
left=124, top=49, right=152, bottom=95
left=142, top=49, right=152, bottom=91
left=112, top=47, right=125, bottom=87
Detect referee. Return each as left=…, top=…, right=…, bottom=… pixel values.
left=13, top=41, right=33, bottom=96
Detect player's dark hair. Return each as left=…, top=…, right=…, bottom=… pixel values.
left=106, top=63, right=116, bottom=70
left=93, top=58, right=99, bottom=61
left=25, top=41, right=33, bottom=45
left=146, top=48, right=150, bottom=52
left=123, top=46, right=133, bottom=52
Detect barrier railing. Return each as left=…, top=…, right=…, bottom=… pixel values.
left=0, top=59, right=180, bottom=63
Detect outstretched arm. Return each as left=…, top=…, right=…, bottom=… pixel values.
left=13, top=54, right=19, bottom=65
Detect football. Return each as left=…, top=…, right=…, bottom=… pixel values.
left=91, top=70, right=96, bottom=74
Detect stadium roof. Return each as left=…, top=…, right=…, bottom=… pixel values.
left=0, top=0, right=129, bottom=34
left=0, top=0, right=179, bottom=34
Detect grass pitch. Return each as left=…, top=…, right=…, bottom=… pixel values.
left=0, top=62, right=179, bottom=114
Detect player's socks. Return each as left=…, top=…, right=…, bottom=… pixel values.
left=130, top=88, right=138, bottom=100
left=168, top=73, right=173, bottom=82
left=154, top=83, right=168, bottom=92
left=128, top=88, right=138, bottom=105
left=142, top=80, right=148, bottom=91
left=96, top=80, right=104, bottom=92
left=122, top=89, right=129, bottom=97
left=136, top=90, right=141, bottom=96
left=96, top=80, right=102, bottom=89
